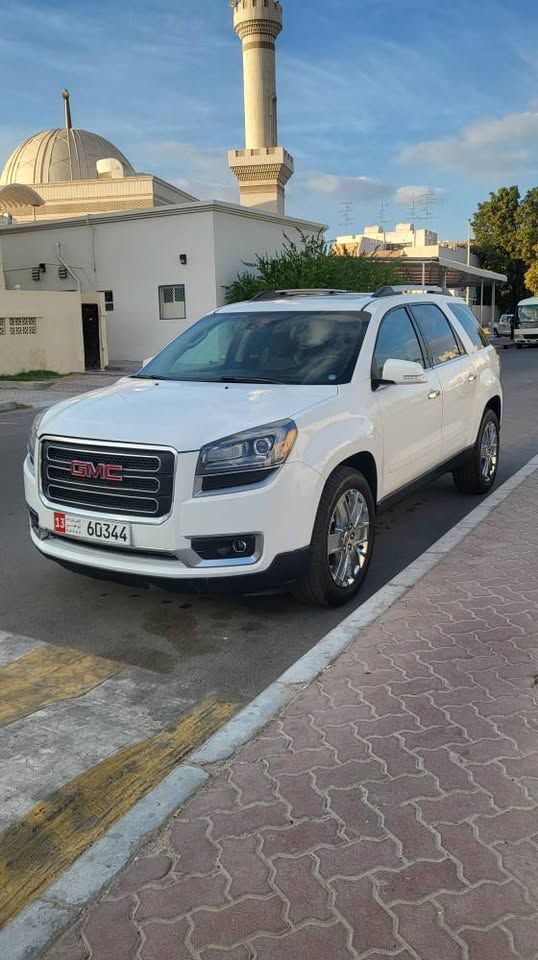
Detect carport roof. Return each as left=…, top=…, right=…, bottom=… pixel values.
left=371, top=252, right=506, bottom=286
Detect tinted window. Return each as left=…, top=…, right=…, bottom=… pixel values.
left=411, top=304, right=461, bottom=365
left=372, top=307, right=424, bottom=380
left=450, top=303, right=489, bottom=350
left=136, top=309, right=371, bottom=385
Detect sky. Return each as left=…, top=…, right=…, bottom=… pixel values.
left=1, top=0, right=537, bottom=240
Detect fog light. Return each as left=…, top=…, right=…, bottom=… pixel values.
left=190, top=534, right=258, bottom=561
left=233, top=539, right=248, bottom=554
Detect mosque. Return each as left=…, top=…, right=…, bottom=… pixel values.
left=0, top=89, right=195, bottom=223
left=0, top=0, right=293, bottom=223
left=0, top=1, right=321, bottom=370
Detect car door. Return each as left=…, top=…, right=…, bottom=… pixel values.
left=410, top=302, right=478, bottom=460
left=372, top=306, right=443, bottom=497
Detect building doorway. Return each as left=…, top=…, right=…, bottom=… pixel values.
left=81, top=303, right=101, bottom=369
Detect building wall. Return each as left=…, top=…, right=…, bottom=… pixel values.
left=8, top=176, right=194, bottom=223
left=0, top=210, right=218, bottom=363
left=0, top=204, right=324, bottom=364
left=212, top=207, right=317, bottom=305
left=0, top=290, right=84, bottom=375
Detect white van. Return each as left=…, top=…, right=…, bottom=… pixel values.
left=514, top=296, right=538, bottom=347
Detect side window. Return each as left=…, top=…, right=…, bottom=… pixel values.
left=411, top=303, right=462, bottom=365
left=449, top=303, right=489, bottom=350
left=372, top=307, right=425, bottom=380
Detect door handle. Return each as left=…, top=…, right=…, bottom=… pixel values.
left=428, top=389, right=441, bottom=400
left=468, top=373, right=477, bottom=382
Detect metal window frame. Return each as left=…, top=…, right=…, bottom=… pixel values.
left=158, top=283, right=187, bottom=321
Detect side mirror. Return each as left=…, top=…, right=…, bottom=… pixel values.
left=382, top=358, right=428, bottom=385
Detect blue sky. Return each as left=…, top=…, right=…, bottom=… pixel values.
left=1, top=0, right=537, bottom=239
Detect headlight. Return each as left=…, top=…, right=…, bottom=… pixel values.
left=27, top=411, right=45, bottom=471
left=196, top=419, right=297, bottom=479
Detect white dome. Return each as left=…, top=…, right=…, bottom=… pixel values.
left=0, top=128, right=136, bottom=185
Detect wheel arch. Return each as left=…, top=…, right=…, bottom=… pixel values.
left=485, top=394, right=502, bottom=423
left=333, top=451, right=378, bottom=505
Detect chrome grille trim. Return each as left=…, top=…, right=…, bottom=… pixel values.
left=40, top=438, right=175, bottom=519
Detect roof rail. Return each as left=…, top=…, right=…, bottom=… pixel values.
left=250, top=288, right=356, bottom=301
left=372, top=284, right=452, bottom=298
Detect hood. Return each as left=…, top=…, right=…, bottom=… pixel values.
left=38, top=377, right=338, bottom=450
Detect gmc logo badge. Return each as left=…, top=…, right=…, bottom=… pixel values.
left=71, top=460, right=123, bottom=482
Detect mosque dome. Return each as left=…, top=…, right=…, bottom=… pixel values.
left=0, top=91, right=135, bottom=186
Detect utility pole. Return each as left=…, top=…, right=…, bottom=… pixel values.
left=339, top=201, right=354, bottom=235
left=466, top=218, right=472, bottom=304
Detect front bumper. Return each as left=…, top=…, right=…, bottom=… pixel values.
left=24, top=452, right=321, bottom=582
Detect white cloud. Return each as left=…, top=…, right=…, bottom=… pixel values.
left=301, top=174, right=446, bottom=210
left=397, top=110, right=538, bottom=174
left=394, top=185, right=446, bottom=205
left=139, top=140, right=237, bottom=201
left=302, top=174, right=391, bottom=201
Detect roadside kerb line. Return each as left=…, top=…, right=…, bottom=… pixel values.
left=1, top=452, right=537, bottom=960
left=0, top=695, right=236, bottom=930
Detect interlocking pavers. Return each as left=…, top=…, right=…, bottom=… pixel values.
left=45, top=475, right=538, bottom=960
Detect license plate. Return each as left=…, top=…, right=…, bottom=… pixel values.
left=53, top=512, right=131, bottom=545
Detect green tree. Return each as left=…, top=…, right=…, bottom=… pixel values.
left=524, top=245, right=538, bottom=296
left=518, top=187, right=538, bottom=263
left=226, top=231, right=401, bottom=303
left=471, top=186, right=527, bottom=312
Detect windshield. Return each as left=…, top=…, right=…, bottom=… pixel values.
left=135, top=309, right=371, bottom=385
left=516, top=304, right=538, bottom=328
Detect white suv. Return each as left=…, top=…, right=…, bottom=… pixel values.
left=25, top=288, right=502, bottom=607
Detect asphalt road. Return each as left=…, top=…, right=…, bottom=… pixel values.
left=1, top=347, right=537, bottom=705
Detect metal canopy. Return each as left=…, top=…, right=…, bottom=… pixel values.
left=374, top=254, right=506, bottom=288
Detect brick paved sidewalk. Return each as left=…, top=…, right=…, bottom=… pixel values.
left=47, top=476, right=538, bottom=960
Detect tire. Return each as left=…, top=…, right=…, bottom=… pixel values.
left=292, top=467, right=375, bottom=607
left=453, top=409, right=500, bottom=496
left=517, top=344, right=522, bottom=350
left=493, top=327, right=499, bottom=337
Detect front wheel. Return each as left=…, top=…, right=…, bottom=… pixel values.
left=293, top=467, right=375, bottom=607
left=453, top=410, right=500, bottom=495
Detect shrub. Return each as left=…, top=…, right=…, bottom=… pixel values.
left=226, top=231, right=401, bottom=303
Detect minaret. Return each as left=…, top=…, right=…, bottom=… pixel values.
left=228, top=0, right=294, bottom=216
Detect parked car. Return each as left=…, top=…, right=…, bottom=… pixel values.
left=25, top=288, right=502, bottom=607
left=494, top=314, right=513, bottom=337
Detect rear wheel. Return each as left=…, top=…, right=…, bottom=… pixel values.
left=453, top=410, right=500, bottom=495
left=293, top=467, right=375, bottom=607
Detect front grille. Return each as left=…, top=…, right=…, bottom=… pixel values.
left=41, top=440, right=175, bottom=518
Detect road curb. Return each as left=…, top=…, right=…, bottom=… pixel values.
left=3, top=453, right=538, bottom=960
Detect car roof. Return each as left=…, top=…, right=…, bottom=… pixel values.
left=518, top=297, right=538, bottom=306
left=217, top=292, right=464, bottom=314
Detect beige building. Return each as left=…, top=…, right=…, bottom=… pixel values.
left=0, top=90, right=194, bottom=223
left=334, top=222, right=506, bottom=327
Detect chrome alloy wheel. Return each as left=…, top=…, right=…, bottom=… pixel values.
left=480, top=420, right=499, bottom=482
left=327, top=488, right=370, bottom=588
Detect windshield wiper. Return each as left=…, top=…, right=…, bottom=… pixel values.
left=214, top=375, right=285, bottom=384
